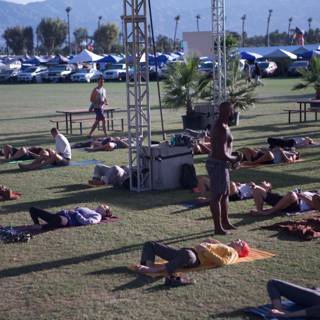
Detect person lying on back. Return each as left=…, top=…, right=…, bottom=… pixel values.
left=29, top=204, right=112, bottom=229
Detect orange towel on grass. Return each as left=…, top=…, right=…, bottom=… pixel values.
left=240, top=159, right=304, bottom=168
left=128, top=248, right=275, bottom=278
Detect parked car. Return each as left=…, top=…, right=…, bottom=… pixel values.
left=70, top=68, right=102, bottom=83
left=45, top=65, right=74, bottom=82
left=103, top=63, right=131, bottom=81
left=257, top=61, right=278, bottom=77
left=288, top=60, right=310, bottom=76
left=198, top=61, right=214, bottom=76
left=17, top=66, right=48, bottom=83
left=0, top=68, right=20, bottom=83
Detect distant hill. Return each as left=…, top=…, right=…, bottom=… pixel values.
left=0, top=0, right=319, bottom=43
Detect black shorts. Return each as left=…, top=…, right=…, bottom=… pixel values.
left=265, top=192, right=300, bottom=212
left=229, top=192, right=241, bottom=201
left=52, top=158, right=70, bottom=166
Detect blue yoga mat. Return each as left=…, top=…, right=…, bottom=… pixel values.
left=244, top=300, right=305, bottom=319
left=180, top=199, right=209, bottom=209
left=68, top=159, right=104, bottom=167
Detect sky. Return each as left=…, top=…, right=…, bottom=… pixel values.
left=3, top=0, right=44, bottom=3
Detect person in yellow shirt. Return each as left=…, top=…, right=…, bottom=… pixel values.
left=137, top=239, right=250, bottom=286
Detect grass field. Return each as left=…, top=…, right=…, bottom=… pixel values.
left=0, top=79, right=320, bottom=320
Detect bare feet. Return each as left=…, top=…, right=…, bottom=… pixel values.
left=223, top=223, right=237, bottom=230
left=268, top=308, right=287, bottom=317
left=135, top=265, right=158, bottom=274
left=214, top=228, right=232, bottom=235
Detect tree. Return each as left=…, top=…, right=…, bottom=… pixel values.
left=23, top=26, right=34, bottom=54
left=36, top=18, right=67, bottom=54
left=162, top=56, right=208, bottom=115
left=93, top=23, right=118, bottom=54
left=155, top=34, right=173, bottom=52
left=73, top=27, right=88, bottom=52
left=173, top=15, right=180, bottom=50
left=293, top=56, right=320, bottom=99
left=2, top=26, right=25, bottom=55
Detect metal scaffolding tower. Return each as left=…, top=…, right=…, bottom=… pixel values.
left=211, top=0, right=227, bottom=107
left=123, top=0, right=152, bottom=192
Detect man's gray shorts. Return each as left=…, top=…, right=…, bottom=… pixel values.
left=206, top=158, right=230, bottom=196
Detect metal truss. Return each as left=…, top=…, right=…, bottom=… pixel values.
left=211, top=0, right=227, bottom=108
left=123, top=0, right=152, bottom=192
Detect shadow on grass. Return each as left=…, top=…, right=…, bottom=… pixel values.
left=47, top=184, right=93, bottom=193
left=211, top=309, right=257, bottom=319
left=0, top=187, right=192, bottom=215
left=0, top=229, right=213, bottom=279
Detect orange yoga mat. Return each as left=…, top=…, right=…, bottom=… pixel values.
left=128, top=248, right=275, bottom=278
left=240, top=159, right=304, bottom=169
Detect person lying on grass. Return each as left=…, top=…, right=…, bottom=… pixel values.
left=237, top=147, right=299, bottom=165
left=136, top=239, right=250, bottom=286
left=1, top=145, right=45, bottom=161
left=267, top=136, right=316, bottom=149
left=194, top=176, right=272, bottom=201
left=88, top=164, right=130, bottom=187
left=29, top=204, right=112, bottom=229
left=250, top=185, right=320, bottom=215
left=266, top=279, right=320, bottom=318
left=85, top=136, right=130, bottom=152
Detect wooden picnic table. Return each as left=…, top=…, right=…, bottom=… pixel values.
left=296, top=99, right=320, bottom=122
left=56, top=108, right=115, bottom=134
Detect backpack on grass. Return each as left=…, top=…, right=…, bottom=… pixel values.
left=180, top=164, right=197, bottom=189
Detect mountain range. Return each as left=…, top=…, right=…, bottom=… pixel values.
left=0, top=0, right=319, bottom=44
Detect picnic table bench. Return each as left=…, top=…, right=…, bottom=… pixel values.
left=284, top=99, right=320, bottom=123
left=51, top=108, right=125, bottom=134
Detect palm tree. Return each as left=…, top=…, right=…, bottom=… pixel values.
left=288, top=17, right=293, bottom=44
left=196, top=14, right=200, bottom=32
left=241, top=14, right=246, bottom=47
left=308, top=17, right=313, bottom=33
left=266, top=9, right=273, bottom=47
left=163, top=56, right=208, bottom=115
left=227, top=59, right=256, bottom=111
left=98, top=16, right=102, bottom=30
left=173, top=15, right=180, bottom=50
left=293, top=57, right=320, bottom=99
left=200, top=58, right=256, bottom=112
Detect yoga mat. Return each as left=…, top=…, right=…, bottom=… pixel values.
left=180, top=199, right=209, bottom=209
left=69, top=159, right=104, bottom=167
left=240, top=159, right=304, bottom=169
left=128, top=248, right=275, bottom=278
left=244, top=300, right=305, bottom=320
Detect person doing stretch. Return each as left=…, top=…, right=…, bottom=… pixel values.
left=137, top=238, right=250, bottom=286
left=250, top=185, right=320, bottom=215
left=1, top=145, right=44, bottom=161
left=19, top=128, right=71, bottom=170
left=267, top=279, right=320, bottom=318
left=29, top=204, right=112, bottom=229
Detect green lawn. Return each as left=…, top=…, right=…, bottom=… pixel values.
left=0, top=79, right=320, bottom=320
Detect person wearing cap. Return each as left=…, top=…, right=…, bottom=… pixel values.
left=136, top=238, right=250, bottom=286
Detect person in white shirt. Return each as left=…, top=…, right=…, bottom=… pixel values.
left=88, top=75, right=108, bottom=137
left=19, top=128, right=71, bottom=170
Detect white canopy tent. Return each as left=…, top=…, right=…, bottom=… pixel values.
left=69, top=49, right=103, bottom=64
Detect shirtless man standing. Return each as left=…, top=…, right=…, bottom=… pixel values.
left=206, top=102, right=242, bottom=235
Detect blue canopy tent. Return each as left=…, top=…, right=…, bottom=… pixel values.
left=24, top=55, right=49, bottom=65
left=97, top=54, right=123, bottom=64
left=302, top=50, right=320, bottom=60
left=240, top=51, right=263, bottom=62
left=47, top=54, right=69, bottom=65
